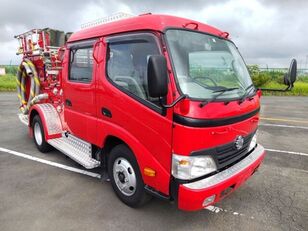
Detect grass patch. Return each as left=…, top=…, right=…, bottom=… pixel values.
left=248, top=65, right=308, bottom=96
left=0, top=74, right=16, bottom=91
left=261, top=81, right=308, bottom=96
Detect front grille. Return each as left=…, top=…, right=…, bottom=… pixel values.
left=191, top=131, right=255, bottom=169
left=216, top=132, right=254, bottom=168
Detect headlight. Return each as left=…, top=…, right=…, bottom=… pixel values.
left=172, top=154, right=217, bottom=180
left=248, top=133, right=257, bottom=152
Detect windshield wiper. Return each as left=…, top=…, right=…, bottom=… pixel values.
left=199, top=87, right=239, bottom=108
left=238, top=84, right=256, bottom=104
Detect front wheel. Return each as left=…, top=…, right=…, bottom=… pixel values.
left=108, top=144, right=151, bottom=207
left=32, top=115, right=53, bottom=153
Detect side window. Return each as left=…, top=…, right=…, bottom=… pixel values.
left=69, top=47, right=93, bottom=82
left=106, top=35, right=160, bottom=105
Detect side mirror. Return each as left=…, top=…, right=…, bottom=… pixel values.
left=261, top=58, right=297, bottom=92
left=283, top=59, right=297, bottom=89
left=147, top=55, right=168, bottom=98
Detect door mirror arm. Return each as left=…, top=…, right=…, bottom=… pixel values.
left=159, top=94, right=187, bottom=108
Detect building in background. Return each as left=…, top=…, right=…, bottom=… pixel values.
left=0, top=67, right=6, bottom=76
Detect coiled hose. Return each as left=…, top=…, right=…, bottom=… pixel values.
left=16, top=59, right=40, bottom=114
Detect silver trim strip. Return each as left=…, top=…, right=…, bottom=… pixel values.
left=183, top=145, right=265, bottom=190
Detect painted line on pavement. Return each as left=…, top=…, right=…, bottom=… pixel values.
left=261, top=117, right=308, bottom=124
left=0, top=147, right=101, bottom=179
left=265, top=148, right=308, bottom=157
left=297, top=169, right=308, bottom=174
left=0, top=146, right=236, bottom=216
left=1, top=146, right=307, bottom=181
left=2, top=146, right=304, bottom=218
left=260, top=123, right=308, bottom=130
left=0, top=147, right=245, bottom=217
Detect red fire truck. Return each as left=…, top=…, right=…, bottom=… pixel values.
left=15, top=13, right=297, bottom=211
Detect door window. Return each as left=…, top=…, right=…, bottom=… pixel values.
left=106, top=34, right=161, bottom=105
left=69, top=47, right=93, bottom=83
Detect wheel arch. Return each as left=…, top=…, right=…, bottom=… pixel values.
left=29, top=108, right=39, bottom=128
left=29, top=104, right=62, bottom=140
left=101, top=131, right=170, bottom=196
left=102, top=135, right=126, bottom=156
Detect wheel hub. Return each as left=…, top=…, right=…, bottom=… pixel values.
left=118, top=171, right=125, bottom=183
left=34, top=122, right=43, bottom=146
left=113, top=157, right=137, bottom=196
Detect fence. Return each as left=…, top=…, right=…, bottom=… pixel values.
left=259, top=68, right=308, bottom=76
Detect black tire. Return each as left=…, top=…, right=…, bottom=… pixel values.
left=108, top=144, right=151, bottom=207
left=32, top=115, right=53, bottom=153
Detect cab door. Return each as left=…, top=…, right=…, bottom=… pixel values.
left=96, top=32, right=174, bottom=179
left=62, top=39, right=97, bottom=143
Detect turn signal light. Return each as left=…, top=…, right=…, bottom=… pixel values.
left=179, top=159, right=190, bottom=166
left=144, top=167, right=156, bottom=177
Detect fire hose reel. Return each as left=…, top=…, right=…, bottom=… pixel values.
left=16, top=59, right=46, bottom=114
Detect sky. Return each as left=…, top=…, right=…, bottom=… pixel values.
left=0, top=0, right=307, bottom=68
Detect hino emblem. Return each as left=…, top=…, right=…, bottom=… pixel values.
left=235, top=136, right=244, bottom=150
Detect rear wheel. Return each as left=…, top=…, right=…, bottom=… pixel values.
left=32, top=115, right=53, bottom=153
left=108, top=144, right=151, bottom=207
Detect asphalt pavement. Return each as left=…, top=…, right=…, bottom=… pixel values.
left=0, top=92, right=307, bottom=231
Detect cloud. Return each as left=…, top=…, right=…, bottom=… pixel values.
left=192, top=0, right=308, bottom=67
left=0, top=0, right=307, bottom=67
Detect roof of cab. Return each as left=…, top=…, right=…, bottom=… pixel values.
left=68, top=14, right=224, bottom=43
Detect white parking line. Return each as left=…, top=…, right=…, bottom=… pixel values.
left=0, top=147, right=101, bottom=179
left=260, top=123, right=308, bottom=130
left=0, top=146, right=246, bottom=217
left=1, top=146, right=307, bottom=181
left=1, top=146, right=305, bottom=219
left=265, top=148, right=308, bottom=157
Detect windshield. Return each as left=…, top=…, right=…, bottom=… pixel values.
left=165, top=29, right=253, bottom=100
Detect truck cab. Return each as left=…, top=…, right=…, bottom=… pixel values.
left=16, top=14, right=266, bottom=211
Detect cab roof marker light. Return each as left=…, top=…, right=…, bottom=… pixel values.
left=220, top=31, right=229, bottom=39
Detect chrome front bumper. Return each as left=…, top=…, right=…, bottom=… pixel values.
left=183, top=144, right=265, bottom=190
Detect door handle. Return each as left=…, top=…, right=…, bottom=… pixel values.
left=101, top=107, right=112, bottom=118
left=65, top=99, right=72, bottom=107
left=211, top=128, right=229, bottom=135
